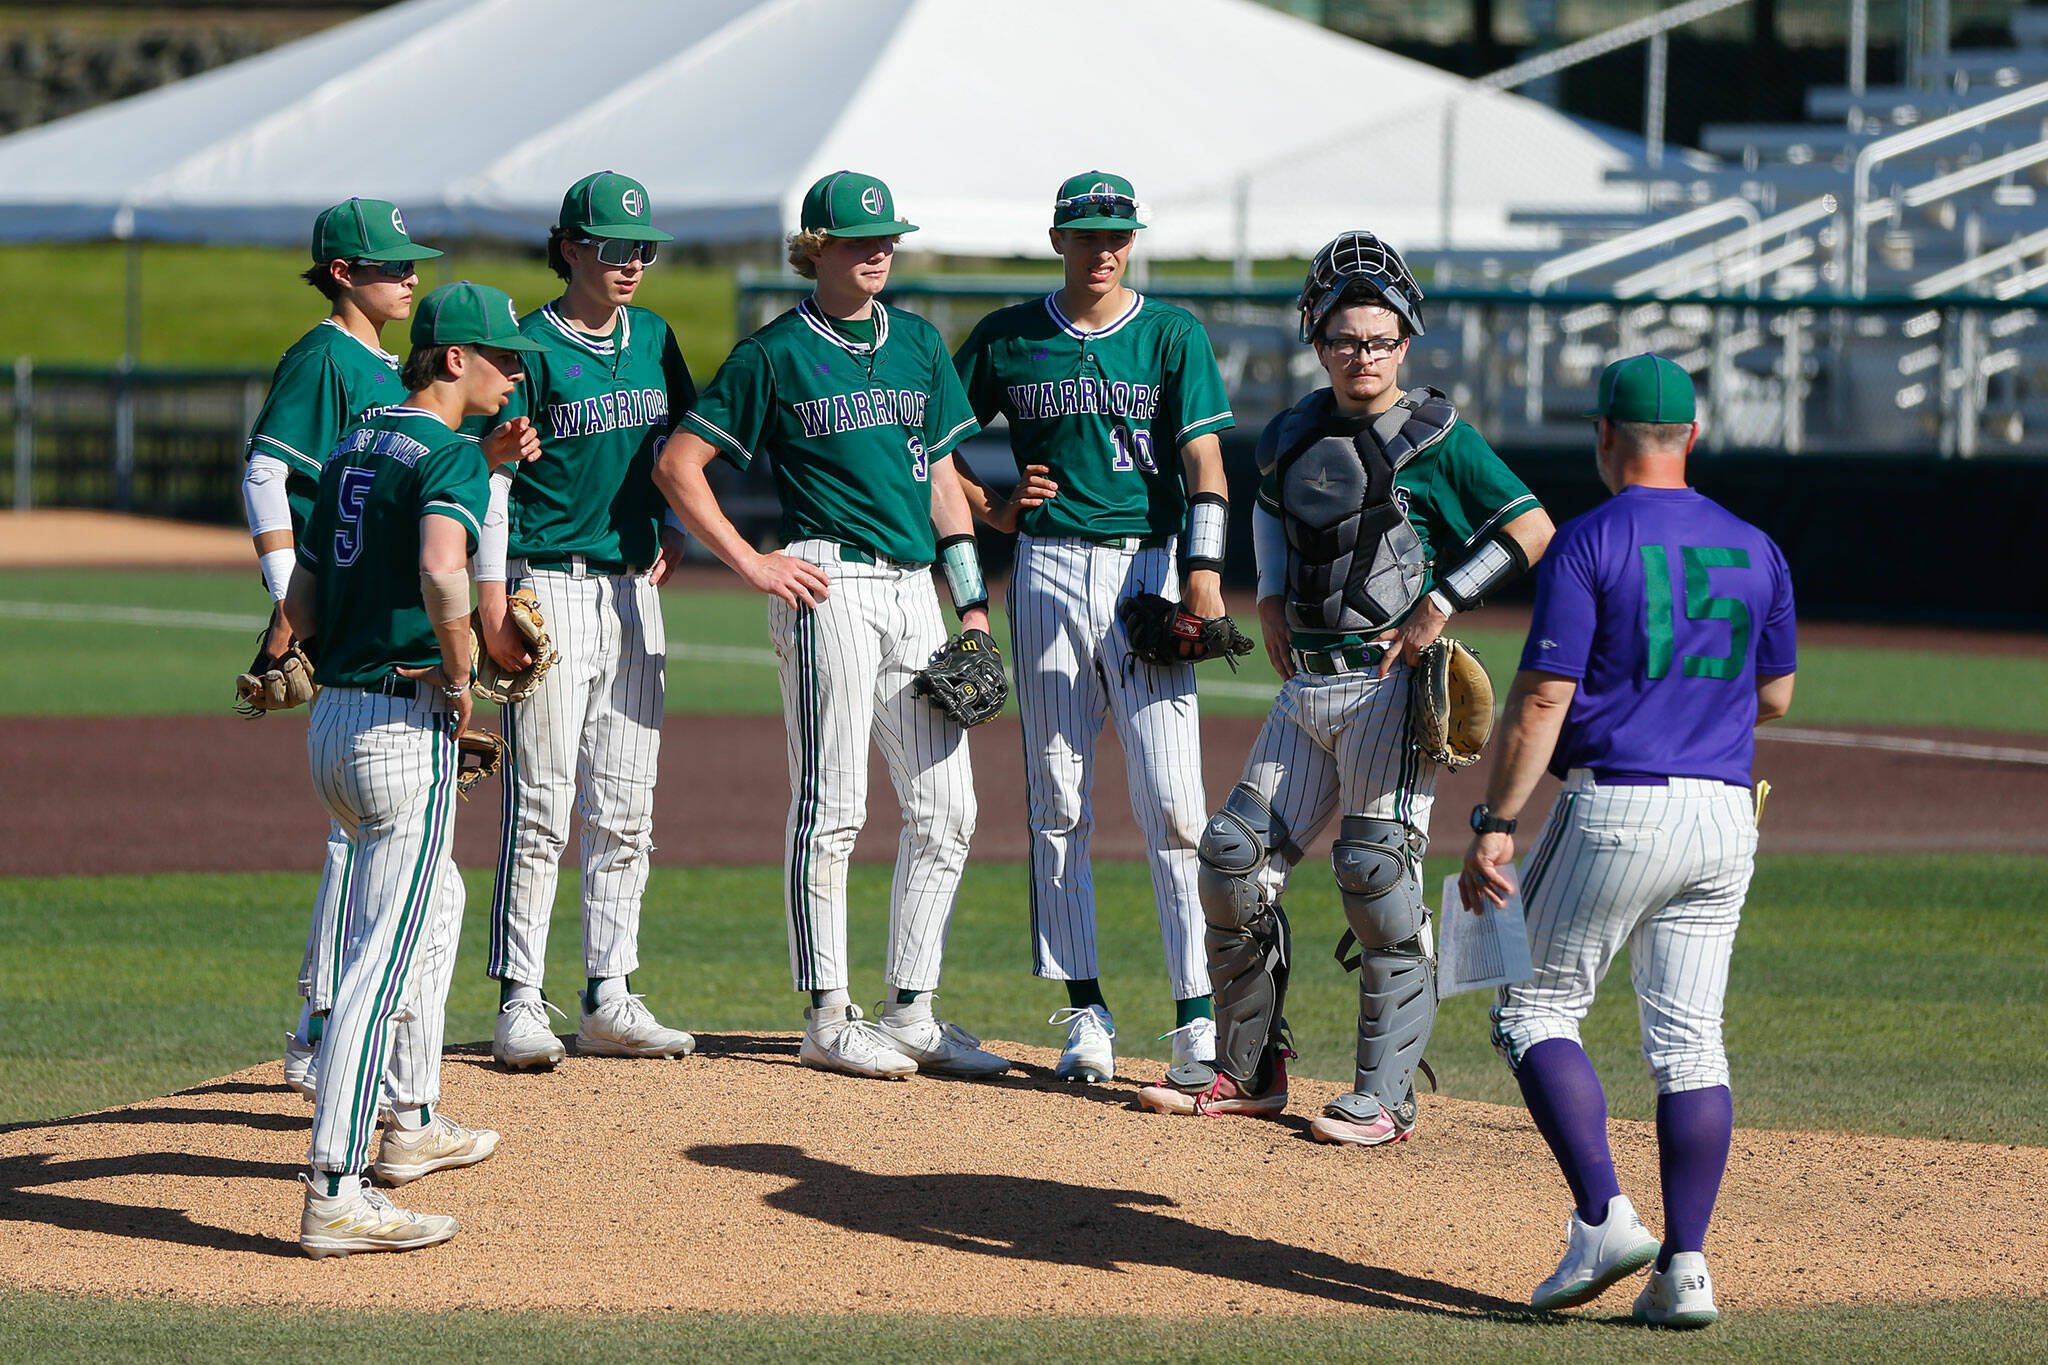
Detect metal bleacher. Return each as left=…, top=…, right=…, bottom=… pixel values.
left=1418, top=7, right=2048, bottom=458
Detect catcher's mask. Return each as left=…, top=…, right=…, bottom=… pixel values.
left=1298, top=231, right=1426, bottom=342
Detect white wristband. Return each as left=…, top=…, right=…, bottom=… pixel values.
left=1427, top=589, right=1456, bottom=619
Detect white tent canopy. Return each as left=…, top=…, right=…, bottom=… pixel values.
left=0, top=0, right=1642, bottom=256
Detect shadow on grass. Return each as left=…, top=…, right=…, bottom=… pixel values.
left=688, top=1141, right=1534, bottom=1320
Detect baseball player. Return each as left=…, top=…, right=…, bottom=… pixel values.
left=1459, top=354, right=1797, bottom=1327
left=654, top=170, right=1007, bottom=1082
left=282, top=280, right=544, bottom=1257
left=951, top=172, right=1233, bottom=1083
left=477, top=171, right=697, bottom=1069
left=1137, top=232, right=1552, bottom=1142
left=244, top=199, right=441, bottom=1100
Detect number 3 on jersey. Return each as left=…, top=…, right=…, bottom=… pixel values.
left=1641, top=545, right=1750, bottom=680
left=333, top=466, right=377, bottom=567
left=907, top=434, right=928, bottom=482
left=1110, top=425, right=1156, bottom=473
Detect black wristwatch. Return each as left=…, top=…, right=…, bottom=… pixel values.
left=1470, top=803, right=1517, bottom=835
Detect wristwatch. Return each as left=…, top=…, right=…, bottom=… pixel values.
left=1470, top=803, right=1516, bottom=835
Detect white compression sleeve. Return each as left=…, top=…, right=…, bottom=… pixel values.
left=1253, top=503, right=1286, bottom=601
left=243, top=453, right=294, bottom=540
left=259, top=549, right=297, bottom=602
left=474, top=470, right=513, bottom=583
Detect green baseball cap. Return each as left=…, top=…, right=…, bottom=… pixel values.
left=1584, top=352, right=1697, bottom=422
left=559, top=171, right=675, bottom=242
left=311, top=198, right=442, bottom=264
left=1053, top=171, right=1147, bottom=230
left=800, top=170, right=918, bottom=238
left=409, top=282, right=544, bottom=352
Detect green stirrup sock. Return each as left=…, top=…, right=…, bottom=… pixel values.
left=1175, top=995, right=1215, bottom=1028
left=1065, top=978, right=1108, bottom=1011
left=895, top=988, right=930, bottom=1005
left=305, top=1012, right=326, bottom=1046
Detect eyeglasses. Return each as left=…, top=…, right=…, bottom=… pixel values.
left=1054, top=193, right=1139, bottom=220
left=1321, top=335, right=1405, bottom=360
left=351, top=259, right=418, bottom=282
left=576, top=237, right=659, bottom=267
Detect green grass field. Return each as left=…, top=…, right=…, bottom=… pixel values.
left=5, top=567, right=2047, bottom=729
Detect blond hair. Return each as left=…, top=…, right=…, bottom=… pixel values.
left=785, top=228, right=831, bottom=280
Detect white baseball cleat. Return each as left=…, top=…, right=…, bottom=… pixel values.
left=283, top=1030, right=317, bottom=1101
left=1633, top=1251, right=1719, bottom=1328
left=493, top=996, right=568, bottom=1070
left=1049, top=1005, right=1115, bottom=1082
left=576, top=993, right=696, bottom=1059
left=299, top=1173, right=459, bottom=1259
left=1530, top=1193, right=1662, bottom=1310
left=371, top=1113, right=501, bottom=1187
left=1160, top=1017, right=1217, bottom=1068
left=874, top=1001, right=1010, bottom=1079
left=800, top=1004, right=917, bottom=1079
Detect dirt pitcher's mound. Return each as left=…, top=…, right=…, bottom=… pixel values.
left=1, top=1035, right=2040, bottom=1317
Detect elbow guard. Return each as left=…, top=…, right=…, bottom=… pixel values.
left=1184, top=492, right=1228, bottom=576
left=1434, top=527, right=1529, bottom=613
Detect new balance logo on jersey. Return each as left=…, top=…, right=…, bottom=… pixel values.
left=546, top=387, right=670, bottom=439
left=792, top=388, right=929, bottom=438
left=1006, top=377, right=1161, bottom=423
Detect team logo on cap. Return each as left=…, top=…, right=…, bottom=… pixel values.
left=507, top=300, right=518, bottom=325
left=861, top=186, right=884, bottom=215
left=392, top=208, right=406, bottom=233
left=621, top=188, right=644, bottom=217
left=1090, top=182, right=1115, bottom=195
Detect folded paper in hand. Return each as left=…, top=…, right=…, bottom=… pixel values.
left=1436, top=871, right=1533, bottom=997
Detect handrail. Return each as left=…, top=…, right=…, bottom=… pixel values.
left=1610, top=194, right=1838, bottom=296
left=1912, top=224, right=2048, bottom=296
left=1472, top=0, right=1749, bottom=92
left=1529, top=198, right=1761, bottom=294
left=1851, top=79, right=2048, bottom=293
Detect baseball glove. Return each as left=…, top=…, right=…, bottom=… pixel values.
left=233, top=635, right=318, bottom=717
left=911, top=628, right=1009, bottom=728
left=455, top=727, right=506, bottom=800
left=1409, top=636, right=1495, bottom=769
left=473, top=588, right=558, bottom=705
left=1118, top=592, right=1257, bottom=671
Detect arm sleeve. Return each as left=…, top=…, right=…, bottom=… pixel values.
left=474, top=469, right=514, bottom=582
left=952, top=319, right=1004, bottom=427
left=1755, top=538, right=1799, bottom=675
left=1518, top=527, right=1598, bottom=679
left=678, top=338, right=774, bottom=468
left=1253, top=502, right=1286, bottom=600
left=419, top=441, right=492, bottom=553
left=923, top=337, right=981, bottom=461
left=242, top=451, right=296, bottom=540
left=246, top=353, right=347, bottom=480
left=1159, top=320, right=1235, bottom=448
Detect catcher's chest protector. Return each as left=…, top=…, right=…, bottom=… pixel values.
left=1260, top=387, right=1457, bottom=634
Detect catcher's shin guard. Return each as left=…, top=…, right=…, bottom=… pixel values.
left=1197, top=785, right=1295, bottom=1084
left=1332, top=814, right=1436, bottom=1121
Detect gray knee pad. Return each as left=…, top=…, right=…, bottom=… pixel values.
left=1331, top=815, right=1424, bottom=949
left=1196, top=785, right=1293, bottom=1084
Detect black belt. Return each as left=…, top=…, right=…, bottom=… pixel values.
left=1289, top=642, right=1390, bottom=676
left=836, top=544, right=926, bottom=570
left=373, top=675, right=419, bottom=699
left=524, top=552, right=634, bottom=576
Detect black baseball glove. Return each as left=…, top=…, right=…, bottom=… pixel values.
left=911, top=628, right=1009, bottom=727
left=1118, top=593, right=1256, bottom=671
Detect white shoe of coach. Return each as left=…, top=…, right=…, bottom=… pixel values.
left=1633, top=1251, right=1719, bottom=1328
left=1531, top=1193, right=1662, bottom=1310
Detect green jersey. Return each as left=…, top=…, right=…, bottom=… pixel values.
left=297, top=406, right=491, bottom=688
left=247, top=318, right=406, bottom=534
left=1257, top=405, right=1539, bottom=647
left=954, top=292, right=1234, bottom=539
left=682, top=298, right=979, bottom=565
left=497, top=303, right=696, bottom=568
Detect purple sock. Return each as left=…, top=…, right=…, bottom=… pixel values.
left=1515, top=1038, right=1623, bottom=1224
left=1655, top=1085, right=1733, bottom=1269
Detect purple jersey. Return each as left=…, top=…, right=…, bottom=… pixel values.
left=1521, top=486, right=1796, bottom=786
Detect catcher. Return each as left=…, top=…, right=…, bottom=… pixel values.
left=1137, top=230, right=1552, bottom=1143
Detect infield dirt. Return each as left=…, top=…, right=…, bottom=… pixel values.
left=1, top=1036, right=2042, bottom=1316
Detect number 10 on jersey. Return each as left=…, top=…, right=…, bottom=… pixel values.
left=1110, top=426, right=1156, bottom=473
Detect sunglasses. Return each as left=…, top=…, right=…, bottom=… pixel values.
left=351, top=259, right=419, bottom=282
left=576, top=237, right=659, bottom=267
left=1054, top=193, right=1139, bottom=221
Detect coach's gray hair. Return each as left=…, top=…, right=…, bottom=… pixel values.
left=785, top=228, right=831, bottom=280
left=1608, top=419, right=1694, bottom=453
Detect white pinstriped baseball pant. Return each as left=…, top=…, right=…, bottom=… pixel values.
left=770, top=539, right=975, bottom=995
left=1491, top=772, right=1758, bottom=1094
left=297, top=824, right=353, bottom=1013
left=305, top=687, right=465, bottom=1174
left=489, top=564, right=666, bottom=989
left=1009, top=535, right=1209, bottom=998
